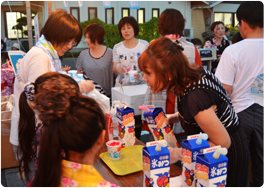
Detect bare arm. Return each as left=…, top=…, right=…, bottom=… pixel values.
left=113, top=61, right=119, bottom=75
left=194, top=106, right=231, bottom=148
left=222, top=83, right=233, bottom=96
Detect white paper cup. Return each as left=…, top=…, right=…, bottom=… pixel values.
left=106, top=140, right=121, bottom=160
left=129, top=71, right=137, bottom=82
left=68, top=70, right=78, bottom=79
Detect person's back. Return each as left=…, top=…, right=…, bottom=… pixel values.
left=215, top=1, right=263, bottom=186
left=216, top=39, right=263, bottom=112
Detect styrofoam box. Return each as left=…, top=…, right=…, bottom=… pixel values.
left=111, top=84, right=148, bottom=115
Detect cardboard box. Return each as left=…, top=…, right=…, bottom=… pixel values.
left=196, top=146, right=228, bottom=187
left=111, top=84, right=148, bottom=115
left=181, top=134, right=210, bottom=187
left=116, top=106, right=135, bottom=148
left=143, top=107, right=177, bottom=148
left=1, top=119, right=19, bottom=169
left=143, top=141, right=170, bottom=187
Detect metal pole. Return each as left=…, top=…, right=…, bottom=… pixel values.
left=48, top=1, right=52, bottom=16
left=26, top=1, right=33, bottom=49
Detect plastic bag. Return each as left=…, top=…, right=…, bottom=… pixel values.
left=87, top=89, right=109, bottom=114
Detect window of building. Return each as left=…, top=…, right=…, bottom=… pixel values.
left=70, top=7, right=80, bottom=22
left=152, top=8, right=159, bottom=18
left=137, top=8, right=145, bottom=24
left=4, top=11, right=35, bottom=39
left=122, top=8, right=130, bottom=18
left=214, top=12, right=237, bottom=27
left=88, top=7, right=97, bottom=21
left=105, top=8, right=114, bottom=24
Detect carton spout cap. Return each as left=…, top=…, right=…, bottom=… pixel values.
left=155, top=140, right=167, bottom=152
left=138, top=104, right=150, bottom=113
left=196, top=132, right=208, bottom=145
left=213, top=147, right=228, bottom=159
left=113, top=100, right=123, bottom=109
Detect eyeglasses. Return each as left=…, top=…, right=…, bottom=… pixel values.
left=67, top=41, right=77, bottom=46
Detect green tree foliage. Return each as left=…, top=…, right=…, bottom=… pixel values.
left=12, top=9, right=36, bottom=37
left=79, top=17, right=160, bottom=49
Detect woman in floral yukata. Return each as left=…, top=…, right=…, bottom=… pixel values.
left=204, top=21, right=231, bottom=73
left=19, top=72, right=117, bottom=187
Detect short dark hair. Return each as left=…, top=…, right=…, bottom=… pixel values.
left=191, top=38, right=202, bottom=46
left=118, top=16, right=139, bottom=38
left=236, top=1, right=263, bottom=29
left=211, top=21, right=225, bottom=32
left=84, top=23, right=105, bottom=45
left=42, top=9, right=82, bottom=47
left=158, top=9, right=185, bottom=36
left=225, top=27, right=230, bottom=32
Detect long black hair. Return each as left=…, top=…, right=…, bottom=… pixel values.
left=17, top=72, right=80, bottom=181
left=30, top=72, right=106, bottom=186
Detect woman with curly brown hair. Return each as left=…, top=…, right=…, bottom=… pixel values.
left=139, top=37, right=249, bottom=187
left=18, top=72, right=117, bottom=187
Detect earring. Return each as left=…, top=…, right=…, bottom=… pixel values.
left=169, top=77, right=171, bottom=81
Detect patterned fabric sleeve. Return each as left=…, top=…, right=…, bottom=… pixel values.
left=112, top=44, right=120, bottom=62
left=98, top=181, right=119, bottom=187
left=203, top=41, right=212, bottom=49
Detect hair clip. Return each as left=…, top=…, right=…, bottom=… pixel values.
left=24, top=82, right=35, bottom=101
left=174, top=40, right=184, bottom=51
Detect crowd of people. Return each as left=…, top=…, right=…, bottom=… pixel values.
left=1, top=1, right=262, bottom=187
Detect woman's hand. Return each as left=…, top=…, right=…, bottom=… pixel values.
left=194, top=106, right=231, bottom=149
left=62, top=65, right=71, bottom=73
left=168, top=147, right=182, bottom=164
left=113, top=62, right=126, bottom=75
left=165, top=112, right=181, bottom=125
left=78, top=80, right=94, bottom=94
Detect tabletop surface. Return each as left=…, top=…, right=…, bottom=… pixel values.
left=94, top=139, right=182, bottom=187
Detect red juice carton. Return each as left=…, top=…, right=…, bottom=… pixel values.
left=140, top=106, right=177, bottom=148
left=116, top=106, right=135, bottom=148
left=143, top=140, right=170, bottom=187
left=105, top=113, right=113, bottom=142
left=182, top=133, right=210, bottom=187
left=196, top=146, right=228, bottom=187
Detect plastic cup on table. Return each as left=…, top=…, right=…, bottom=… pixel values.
left=106, top=140, right=122, bottom=160
left=128, top=70, right=137, bottom=82
left=68, top=70, right=78, bottom=79
left=78, top=74, right=84, bottom=81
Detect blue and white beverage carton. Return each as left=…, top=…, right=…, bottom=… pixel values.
left=140, top=106, right=177, bottom=148
left=196, top=146, right=228, bottom=187
left=182, top=133, right=210, bottom=187
left=116, top=105, right=135, bottom=148
left=143, top=140, right=170, bottom=187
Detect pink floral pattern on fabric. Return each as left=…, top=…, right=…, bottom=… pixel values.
left=61, top=177, right=78, bottom=187
left=204, top=37, right=227, bottom=51
left=1, top=65, right=15, bottom=96
left=67, top=162, right=82, bottom=172
left=98, top=181, right=119, bottom=187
